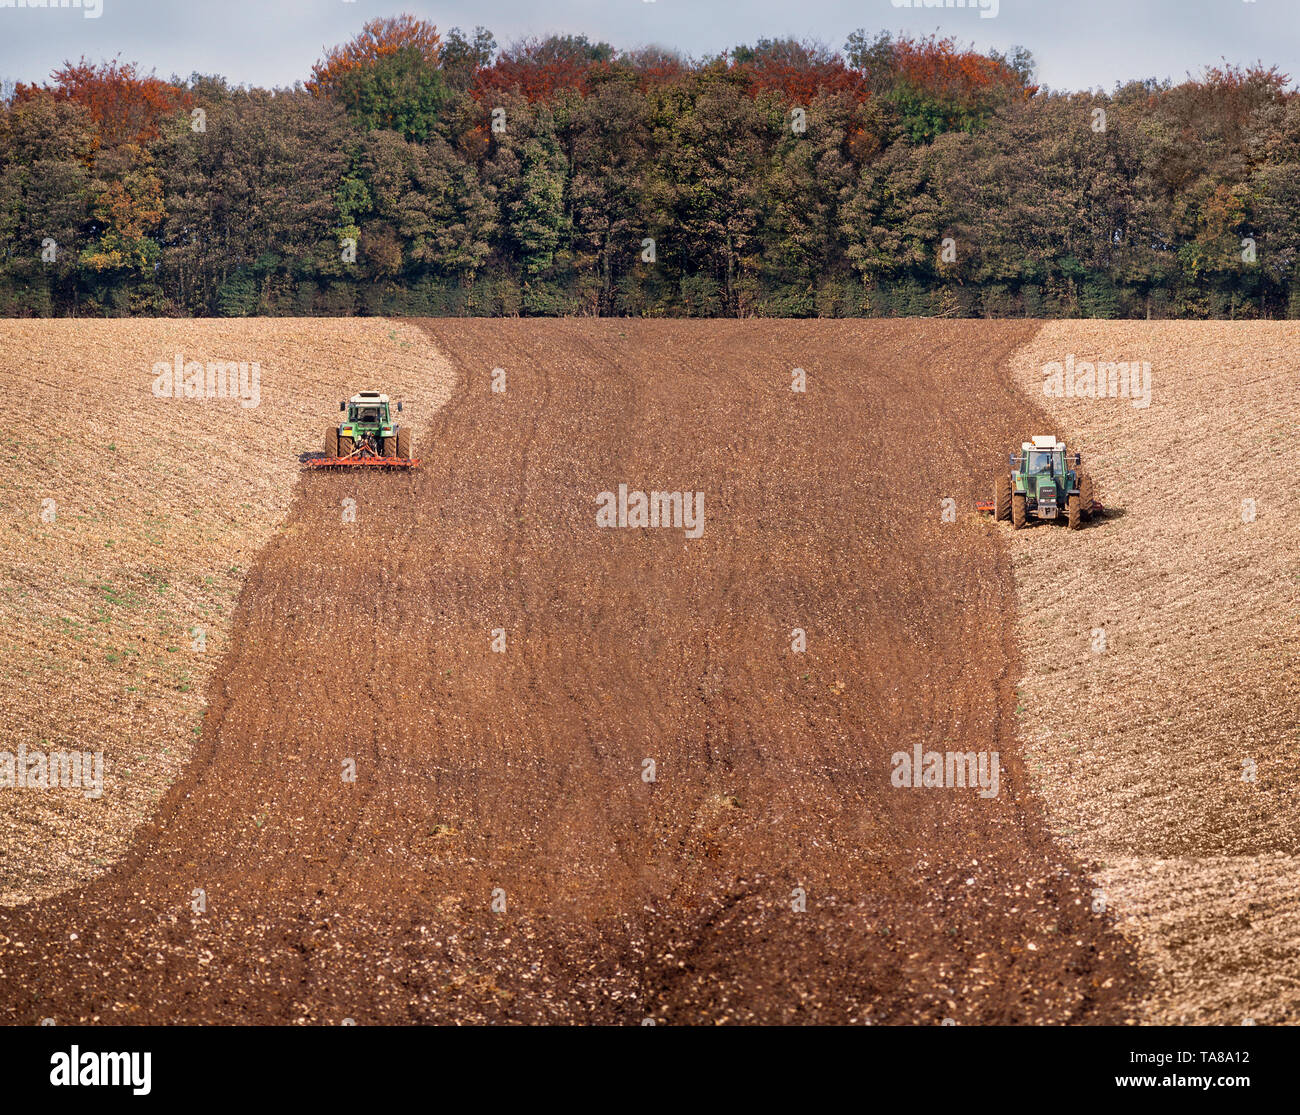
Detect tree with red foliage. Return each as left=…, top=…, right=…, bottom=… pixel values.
left=15, top=57, right=188, bottom=149
left=891, top=35, right=1033, bottom=105
left=728, top=39, right=867, bottom=103
left=616, top=47, right=688, bottom=92
left=473, top=35, right=614, bottom=102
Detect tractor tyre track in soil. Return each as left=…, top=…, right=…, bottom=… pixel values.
left=0, top=320, right=1143, bottom=1024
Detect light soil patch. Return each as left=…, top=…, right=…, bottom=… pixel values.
left=1006, top=321, right=1300, bottom=1024
left=0, top=318, right=455, bottom=905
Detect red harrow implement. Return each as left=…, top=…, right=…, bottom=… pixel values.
left=306, top=440, right=420, bottom=471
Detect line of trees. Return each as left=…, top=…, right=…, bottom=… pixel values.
left=2, top=16, right=1298, bottom=318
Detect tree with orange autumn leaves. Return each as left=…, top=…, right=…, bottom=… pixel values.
left=10, top=58, right=179, bottom=301
left=16, top=57, right=189, bottom=149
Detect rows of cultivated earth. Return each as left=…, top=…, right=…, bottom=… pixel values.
left=1, top=320, right=1142, bottom=1023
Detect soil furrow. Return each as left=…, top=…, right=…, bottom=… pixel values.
left=0, top=320, right=1143, bottom=1024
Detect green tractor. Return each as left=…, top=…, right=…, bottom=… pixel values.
left=313, top=390, right=416, bottom=470
left=992, top=436, right=1097, bottom=530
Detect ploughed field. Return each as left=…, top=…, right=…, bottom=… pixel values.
left=0, top=320, right=1144, bottom=1024
left=1007, top=322, right=1300, bottom=1024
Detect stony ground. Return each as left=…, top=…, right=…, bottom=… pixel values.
left=0, top=319, right=1144, bottom=1024
left=6, top=318, right=1289, bottom=1026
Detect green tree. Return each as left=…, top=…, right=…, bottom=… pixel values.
left=0, top=93, right=94, bottom=313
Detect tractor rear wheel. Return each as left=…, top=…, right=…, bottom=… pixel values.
left=382, top=436, right=397, bottom=459
left=994, top=474, right=1012, bottom=521
left=396, top=426, right=411, bottom=461
left=337, top=434, right=355, bottom=459
left=1067, top=493, right=1082, bottom=530
left=1078, top=472, right=1094, bottom=519
left=1012, top=492, right=1026, bottom=529
left=325, top=428, right=339, bottom=459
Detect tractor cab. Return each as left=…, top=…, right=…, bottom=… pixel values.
left=1011, top=436, right=1084, bottom=522
left=1024, top=447, right=1062, bottom=475
left=341, top=390, right=400, bottom=431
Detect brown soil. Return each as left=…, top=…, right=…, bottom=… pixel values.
left=0, top=320, right=1143, bottom=1024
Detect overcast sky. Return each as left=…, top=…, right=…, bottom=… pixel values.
left=0, top=0, right=1295, bottom=94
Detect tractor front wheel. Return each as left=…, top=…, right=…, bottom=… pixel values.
left=1012, top=492, right=1027, bottom=530
left=1067, top=493, right=1082, bottom=530
left=994, top=474, right=1012, bottom=522
left=396, top=426, right=411, bottom=461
